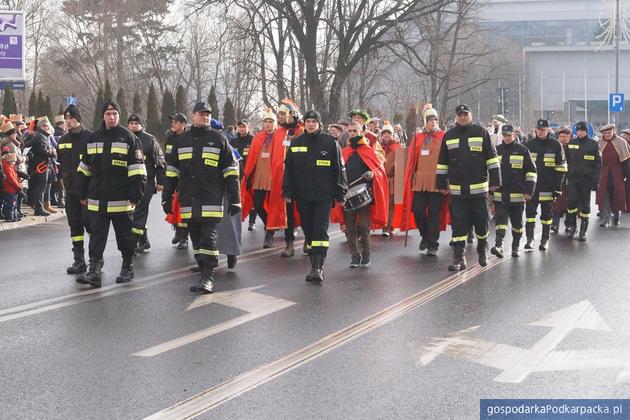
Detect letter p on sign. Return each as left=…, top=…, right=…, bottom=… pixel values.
left=610, top=93, right=624, bottom=112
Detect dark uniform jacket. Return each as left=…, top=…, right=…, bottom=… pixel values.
left=28, top=131, right=55, bottom=169
left=231, top=133, right=253, bottom=166
left=163, top=125, right=240, bottom=223
left=525, top=135, right=567, bottom=199
left=57, top=127, right=92, bottom=195
left=436, top=123, right=501, bottom=198
left=566, top=135, right=602, bottom=189
left=494, top=141, right=537, bottom=203
left=135, top=130, right=166, bottom=188
left=283, top=129, right=347, bottom=202
left=74, top=125, right=147, bottom=214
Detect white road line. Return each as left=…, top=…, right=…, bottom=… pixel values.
left=0, top=232, right=342, bottom=325
left=144, top=257, right=506, bottom=420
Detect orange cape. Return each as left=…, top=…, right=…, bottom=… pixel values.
left=392, top=131, right=450, bottom=231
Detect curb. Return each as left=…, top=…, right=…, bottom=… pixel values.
left=0, top=209, right=66, bottom=232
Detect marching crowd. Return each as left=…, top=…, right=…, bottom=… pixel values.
left=3, top=97, right=629, bottom=294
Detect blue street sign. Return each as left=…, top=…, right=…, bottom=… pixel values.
left=0, top=81, right=25, bottom=90
left=609, top=93, right=624, bottom=112
left=66, top=96, right=77, bottom=106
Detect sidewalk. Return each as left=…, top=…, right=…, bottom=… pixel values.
left=0, top=209, right=66, bottom=232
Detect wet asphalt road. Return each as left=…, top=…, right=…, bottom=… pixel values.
left=1, top=200, right=630, bottom=420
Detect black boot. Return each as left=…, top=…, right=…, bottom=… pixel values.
left=67, top=248, right=87, bottom=274
left=311, top=254, right=325, bottom=282
left=77, top=259, right=103, bottom=287
left=491, top=235, right=504, bottom=258
left=512, top=234, right=521, bottom=257
left=34, top=207, right=50, bottom=217
left=227, top=255, right=237, bottom=269
left=539, top=225, right=550, bottom=250
left=448, top=247, right=467, bottom=271
left=524, top=223, right=534, bottom=251
left=567, top=214, right=577, bottom=239
left=578, top=219, right=588, bottom=241
left=426, top=242, right=438, bottom=256
left=613, top=211, right=621, bottom=226
left=281, top=240, right=295, bottom=257
left=115, top=256, right=134, bottom=283
left=135, top=233, right=150, bottom=253
left=190, top=266, right=214, bottom=293
left=600, top=212, right=611, bottom=228
left=171, top=227, right=181, bottom=244
left=477, top=239, right=488, bottom=267
left=306, top=254, right=318, bottom=282
left=263, top=230, right=274, bottom=248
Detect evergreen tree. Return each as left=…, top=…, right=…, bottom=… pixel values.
left=44, top=96, right=54, bottom=121
left=92, top=87, right=104, bottom=130
left=146, top=84, right=162, bottom=137
left=132, top=91, right=143, bottom=114
left=161, top=89, right=176, bottom=134
left=116, top=87, right=129, bottom=124
left=207, top=85, right=220, bottom=120
left=2, top=86, right=17, bottom=116
left=103, top=79, right=113, bottom=102
left=175, top=85, right=187, bottom=114
left=28, top=90, right=37, bottom=117
left=223, top=98, right=236, bottom=127
left=37, top=90, right=46, bottom=117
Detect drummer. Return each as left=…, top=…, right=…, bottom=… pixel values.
left=338, top=122, right=389, bottom=268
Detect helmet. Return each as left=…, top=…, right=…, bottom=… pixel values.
left=262, top=108, right=277, bottom=122
left=422, top=105, right=439, bottom=126
left=278, top=99, right=302, bottom=127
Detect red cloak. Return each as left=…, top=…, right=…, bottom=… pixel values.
left=392, top=131, right=450, bottom=231
left=331, top=143, right=389, bottom=228
left=241, top=126, right=301, bottom=229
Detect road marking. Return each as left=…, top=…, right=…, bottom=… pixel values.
left=418, top=300, right=630, bottom=383
left=0, top=232, right=342, bottom=325
left=144, top=257, right=505, bottom=419
left=133, top=286, right=296, bottom=357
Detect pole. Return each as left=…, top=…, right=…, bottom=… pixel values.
left=615, top=0, right=620, bottom=123
left=540, top=71, right=544, bottom=119
left=584, top=71, right=588, bottom=121
left=608, top=69, right=611, bottom=123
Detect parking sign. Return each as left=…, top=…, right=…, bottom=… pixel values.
left=609, top=93, right=624, bottom=112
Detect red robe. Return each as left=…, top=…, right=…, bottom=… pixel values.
left=392, top=130, right=450, bottom=231
left=596, top=140, right=628, bottom=212
left=241, top=126, right=302, bottom=229
left=331, top=143, right=389, bottom=228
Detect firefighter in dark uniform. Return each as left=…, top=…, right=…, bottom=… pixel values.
left=436, top=104, right=501, bottom=271
left=164, top=112, right=189, bottom=249
left=524, top=119, right=567, bottom=251
left=127, top=113, right=166, bottom=253
left=565, top=121, right=602, bottom=241
left=231, top=119, right=256, bottom=230
left=57, top=105, right=92, bottom=274
left=283, top=110, right=347, bottom=282
left=162, top=102, right=241, bottom=293
left=490, top=124, right=537, bottom=258
left=74, top=100, right=147, bottom=287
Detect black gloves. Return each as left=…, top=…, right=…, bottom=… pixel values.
left=228, top=203, right=241, bottom=216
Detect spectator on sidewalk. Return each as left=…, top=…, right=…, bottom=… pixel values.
left=1, top=145, right=22, bottom=222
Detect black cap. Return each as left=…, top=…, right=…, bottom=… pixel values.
left=501, top=124, right=515, bottom=133
left=128, top=113, right=146, bottom=128
left=575, top=121, right=588, bottom=132
left=236, top=119, right=248, bottom=126
left=192, top=102, right=212, bottom=113
left=101, top=99, right=121, bottom=116
left=168, top=112, right=187, bottom=123
left=455, top=104, right=471, bottom=114
left=536, top=119, right=550, bottom=128
left=303, top=110, right=322, bottom=125
left=63, top=104, right=82, bottom=123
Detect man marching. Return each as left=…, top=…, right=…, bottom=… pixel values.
left=231, top=119, right=256, bottom=230
left=436, top=104, right=501, bottom=271
left=393, top=105, right=449, bottom=256
left=490, top=125, right=537, bottom=258
left=565, top=121, right=601, bottom=241
left=164, top=112, right=189, bottom=249
left=241, top=106, right=299, bottom=256
left=524, top=119, right=566, bottom=251
left=596, top=124, right=629, bottom=227
left=283, top=110, right=347, bottom=282
left=74, top=100, right=147, bottom=287
left=127, top=113, right=166, bottom=253
left=163, top=102, right=241, bottom=293
left=56, top=105, right=92, bottom=274
left=335, top=121, right=388, bottom=267
left=349, top=109, right=385, bottom=163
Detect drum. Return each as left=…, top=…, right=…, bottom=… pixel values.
left=343, top=183, right=373, bottom=211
